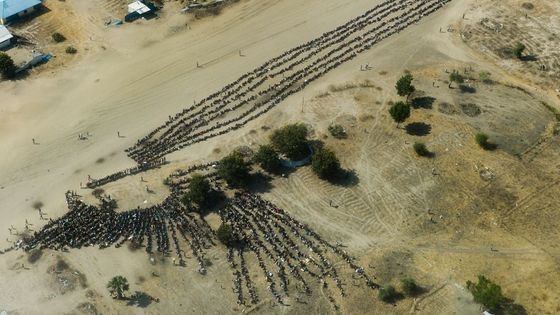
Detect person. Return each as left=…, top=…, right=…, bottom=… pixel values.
left=32, top=138, right=36, bottom=145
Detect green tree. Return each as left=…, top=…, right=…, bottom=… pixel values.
left=270, top=123, right=309, bottom=160
left=513, top=42, right=526, bottom=59
left=0, top=52, right=16, bottom=80
left=388, top=101, right=411, bottom=128
left=311, top=147, right=342, bottom=180
left=378, top=285, right=398, bottom=303
left=107, top=275, right=129, bottom=299
left=217, top=152, right=251, bottom=187
left=216, top=223, right=235, bottom=246
left=401, top=277, right=420, bottom=296
left=181, top=173, right=212, bottom=207
left=395, top=73, right=415, bottom=101
left=449, top=71, right=464, bottom=88
left=466, top=275, right=506, bottom=313
left=254, top=144, right=282, bottom=173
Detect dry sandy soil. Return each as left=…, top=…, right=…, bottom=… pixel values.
left=0, top=0, right=559, bottom=314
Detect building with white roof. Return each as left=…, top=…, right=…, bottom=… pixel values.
left=0, top=0, right=42, bottom=25
left=128, top=1, right=150, bottom=15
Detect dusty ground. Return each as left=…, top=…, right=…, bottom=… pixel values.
left=0, top=0, right=559, bottom=314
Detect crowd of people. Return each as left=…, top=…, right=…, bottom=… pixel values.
left=12, top=0, right=454, bottom=306
left=125, top=0, right=452, bottom=163
left=220, top=191, right=377, bottom=306
left=22, top=190, right=215, bottom=272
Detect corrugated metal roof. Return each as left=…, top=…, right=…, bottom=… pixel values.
left=128, top=1, right=150, bottom=15
left=0, top=0, right=41, bottom=19
left=0, top=24, right=13, bottom=42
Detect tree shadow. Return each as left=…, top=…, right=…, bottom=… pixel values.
left=501, top=298, right=527, bottom=315
left=329, top=169, right=359, bottom=187
left=196, top=189, right=228, bottom=215
left=411, top=96, right=436, bottom=109
left=520, top=54, right=538, bottom=62
left=126, top=291, right=157, bottom=308
left=246, top=172, right=274, bottom=193
left=482, top=142, right=498, bottom=151
left=459, top=84, right=477, bottom=94
left=405, top=122, right=432, bottom=136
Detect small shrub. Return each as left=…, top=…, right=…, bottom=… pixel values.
left=107, top=276, right=129, bottom=299
left=479, top=71, right=492, bottom=84
left=513, top=42, right=526, bottom=59
left=52, top=32, right=66, bottom=43
left=475, top=133, right=490, bottom=149
left=328, top=124, right=347, bottom=139
left=66, top=46, right=77, bottom=54
left=0, top=52, right=17, bottom=79
left=413, top=142, right=431, bottom=157
left=378, top=285, right=398, bottom=303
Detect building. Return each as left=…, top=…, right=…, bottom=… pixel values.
left=0, top=0, right=42, bottom=25
left=127, top=1, right=150, bottom=15
left=0, top=24, right=12, bottom=49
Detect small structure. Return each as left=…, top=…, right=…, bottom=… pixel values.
left=0, top=0, right=42, bottom=25
left=127, top=1, right=150, bottom=15
left=125, top=0, right=153, bottom=23
left=0, top=24, right=12, bottom=49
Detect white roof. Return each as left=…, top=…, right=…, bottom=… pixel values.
left=0, top=25, right=13, bottom=43
left=127, top=1, right=150, bottom=14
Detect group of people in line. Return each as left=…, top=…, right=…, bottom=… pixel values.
left=7, top=0, right=454, bottom=306
left=221, top=191, right=378, bottom=306
left=123, top=0, right=451, bottom=165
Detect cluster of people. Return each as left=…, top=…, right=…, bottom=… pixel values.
left=86, top=158, right=167, bottom=189
left=22, top=190, right=215, bottom=271
left=125, top=0, right=451, bottom=163
left=219, top=191, right=377, bottom=306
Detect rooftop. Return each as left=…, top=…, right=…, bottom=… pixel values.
left=0, top=0, right=41, bottom=19
left=0, top=24, right=13, bottom=42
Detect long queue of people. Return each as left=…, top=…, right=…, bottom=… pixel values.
left=125, top=0, right=452, bottom=163
left=220, top=191, right=377, bottom=306
left=86, top=158, right=168, bottom=189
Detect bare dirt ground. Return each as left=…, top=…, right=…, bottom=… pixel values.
left=1, top=0, right=559, bottom=314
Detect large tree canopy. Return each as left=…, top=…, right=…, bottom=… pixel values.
left=253, top=144, right=282, bottom=173
left=311, top=147, right=342, bottom=180
left=217, top=152, right=251, bottom=187
left=395, top=73, right=415, bottom=100
left=181, top=173, right=212, bottom=208
left=270, top=123, right=310, bottom=160
left=388, top=101, right=411, bottom=127
left=467, top=275, right=506, bottom=313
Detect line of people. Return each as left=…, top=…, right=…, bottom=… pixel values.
left=125, top=0, right=451, bottom=163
